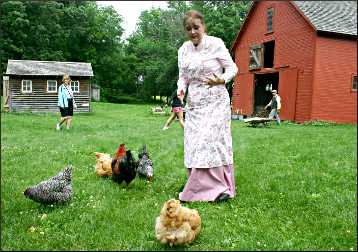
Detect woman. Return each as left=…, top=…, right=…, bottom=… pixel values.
left=56, top=74, right=77, bottom=130
left=177, top=10, right=238, bottom=202
left=162, top=90, right=185, bottom=130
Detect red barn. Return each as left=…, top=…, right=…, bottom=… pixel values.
left=231, top=1, right=357, bottom=123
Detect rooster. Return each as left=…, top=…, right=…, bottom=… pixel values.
left=94, top=143, right=126, bottom=177
left=111, top=144, right=137, bottom=185
left=137, top=144, right=154, bottom=181
left=114, top=144, right=126, bottom=158
left=24, top=165, right=73, bottom=204
left=112, top=143, right=126, bottom=173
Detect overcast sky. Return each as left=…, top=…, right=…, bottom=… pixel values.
left=96, top=1, right=168, bottom=39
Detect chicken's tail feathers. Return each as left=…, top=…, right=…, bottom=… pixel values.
left=64, top=165, right=73, bottom=182
left=138, top=144, right=148, bottom=158
left=65, top=164, right=73, bottom=172
left=126, top=150, right=133, bottom=160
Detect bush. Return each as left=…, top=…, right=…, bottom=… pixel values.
left=105, top=95, right=145, bottom=104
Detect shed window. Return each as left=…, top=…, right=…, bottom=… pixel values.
left=267, top=8, right=273, bottom=33
left=47, top=80, right=57, bottom=93
left=352, top=75, right=357, bottom=91
left=70, top=80, right=80, bottom=93
left=21, top=80, right=32, bottom=93
left=249, top=44, right=263, bottom=70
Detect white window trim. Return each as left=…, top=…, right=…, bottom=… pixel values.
left=21, top=80, right=32, bottom=93
left=249, top=44, right=263, bottom=70
left=70, top=80, right=80, bottom=93
left=47, top=80, right=57, bottom=93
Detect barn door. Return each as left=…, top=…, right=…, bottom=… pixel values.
left=278, top=68, right=298, bottom=121
left=236, top=73, right=254, bottom=115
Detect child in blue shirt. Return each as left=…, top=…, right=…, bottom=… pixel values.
left=56, top=74, right=77, bottom=130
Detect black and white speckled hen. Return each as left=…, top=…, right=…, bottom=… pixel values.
left=137, top=144, right=154, bottom=181
left=24, top=165, right=73, bottom=204
left=111, top=149, right=137, bottom=185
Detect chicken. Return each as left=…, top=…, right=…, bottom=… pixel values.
left=24, top=165, right=73, bottom=204
left=111, top=143, right=126, bottom=175
left=137, top=144, right=154, bottom=181
left=111, top=149, right=137, bottom=185
left=155, top=199, right=201, bottom=246
left=114, top=143, right=126, bottom=159
left=95, top=152, right=112, bottom=177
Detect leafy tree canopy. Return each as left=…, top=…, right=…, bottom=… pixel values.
left=0, top=0, right=251, bottom=102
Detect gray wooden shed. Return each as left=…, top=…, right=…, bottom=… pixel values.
left=3, top=59, right=94, bottom=113
left=91, top=84, right=100, bottom=101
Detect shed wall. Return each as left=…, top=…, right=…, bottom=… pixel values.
left=9, top=77, right=91, bottom=113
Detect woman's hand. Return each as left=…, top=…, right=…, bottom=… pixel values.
left=204, top=73, right=225, bottom=88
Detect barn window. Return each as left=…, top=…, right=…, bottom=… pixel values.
left=21, top=80, right=32, bottom=93
left=352, top=75, right=357, bottom=91
left=70, top=80, right=80, bottom=93
left=263, top=40, right=275, bottom=68
left=267, top=8, right=273, bottom=33
left=249, top=44, right=263, bottom=70
left=47, top=80, right=57, bottom=93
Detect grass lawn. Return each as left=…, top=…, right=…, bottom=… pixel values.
left=1, top=102, right=357, bottom=251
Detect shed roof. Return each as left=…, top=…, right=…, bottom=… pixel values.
left=5, top=59, right=94, bottom=77
left=292, top=1, right=357, bottom=36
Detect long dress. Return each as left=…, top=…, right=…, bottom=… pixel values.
left=177, top=35, right=238, bottom=202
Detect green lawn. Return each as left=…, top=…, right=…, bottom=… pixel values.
left=1, top=102, right=357, bottom=251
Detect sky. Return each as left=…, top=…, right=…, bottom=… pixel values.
left=96, top=1, right=168, bottom=39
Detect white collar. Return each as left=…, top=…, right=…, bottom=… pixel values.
left=191, top=34, right=207, bottom=51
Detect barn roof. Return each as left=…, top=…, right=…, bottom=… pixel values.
left=231, top=1, right=357, bottom=51
left=292, top=1, right=357, bottom=36
left=5, top=59, right=94, bottom=77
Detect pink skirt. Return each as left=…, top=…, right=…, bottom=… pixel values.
left=172, top=107, right=183, bottom=113
left=178, top=165, right=236, bottom=202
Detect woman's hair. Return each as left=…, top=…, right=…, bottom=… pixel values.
left=183, top=10, right=205, bottom=27
left=62, top=74, right=71, bottom=82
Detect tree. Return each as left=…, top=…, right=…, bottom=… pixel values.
left=0, top=1, right=30, bottom=73
left=0, top=1, right=127, bottom=102
left=0, top=0, right=250, bottom=103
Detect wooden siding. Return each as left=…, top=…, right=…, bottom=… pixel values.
left=232, top=1, right=316, bottom=122
left=311, top=36, right=357, bottom=123
left=278, top=68, right=298, bottom=121
left=9, top=77, right=91, bottom=113
left=235, top=73, right=254, bottom=115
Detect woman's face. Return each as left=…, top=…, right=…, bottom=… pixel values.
left=184, top=18, right=205, bottom=46
left=63, top=76, right=71, bottom=84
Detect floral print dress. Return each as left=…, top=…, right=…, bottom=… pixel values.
left=177, top=35, right=238, bottom=169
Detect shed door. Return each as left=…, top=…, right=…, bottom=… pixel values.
left=237, top=73, right=254, bottom=115
left=2, top=76, right=9, bottom=109
left=279, top=68, right=298, bottom=121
